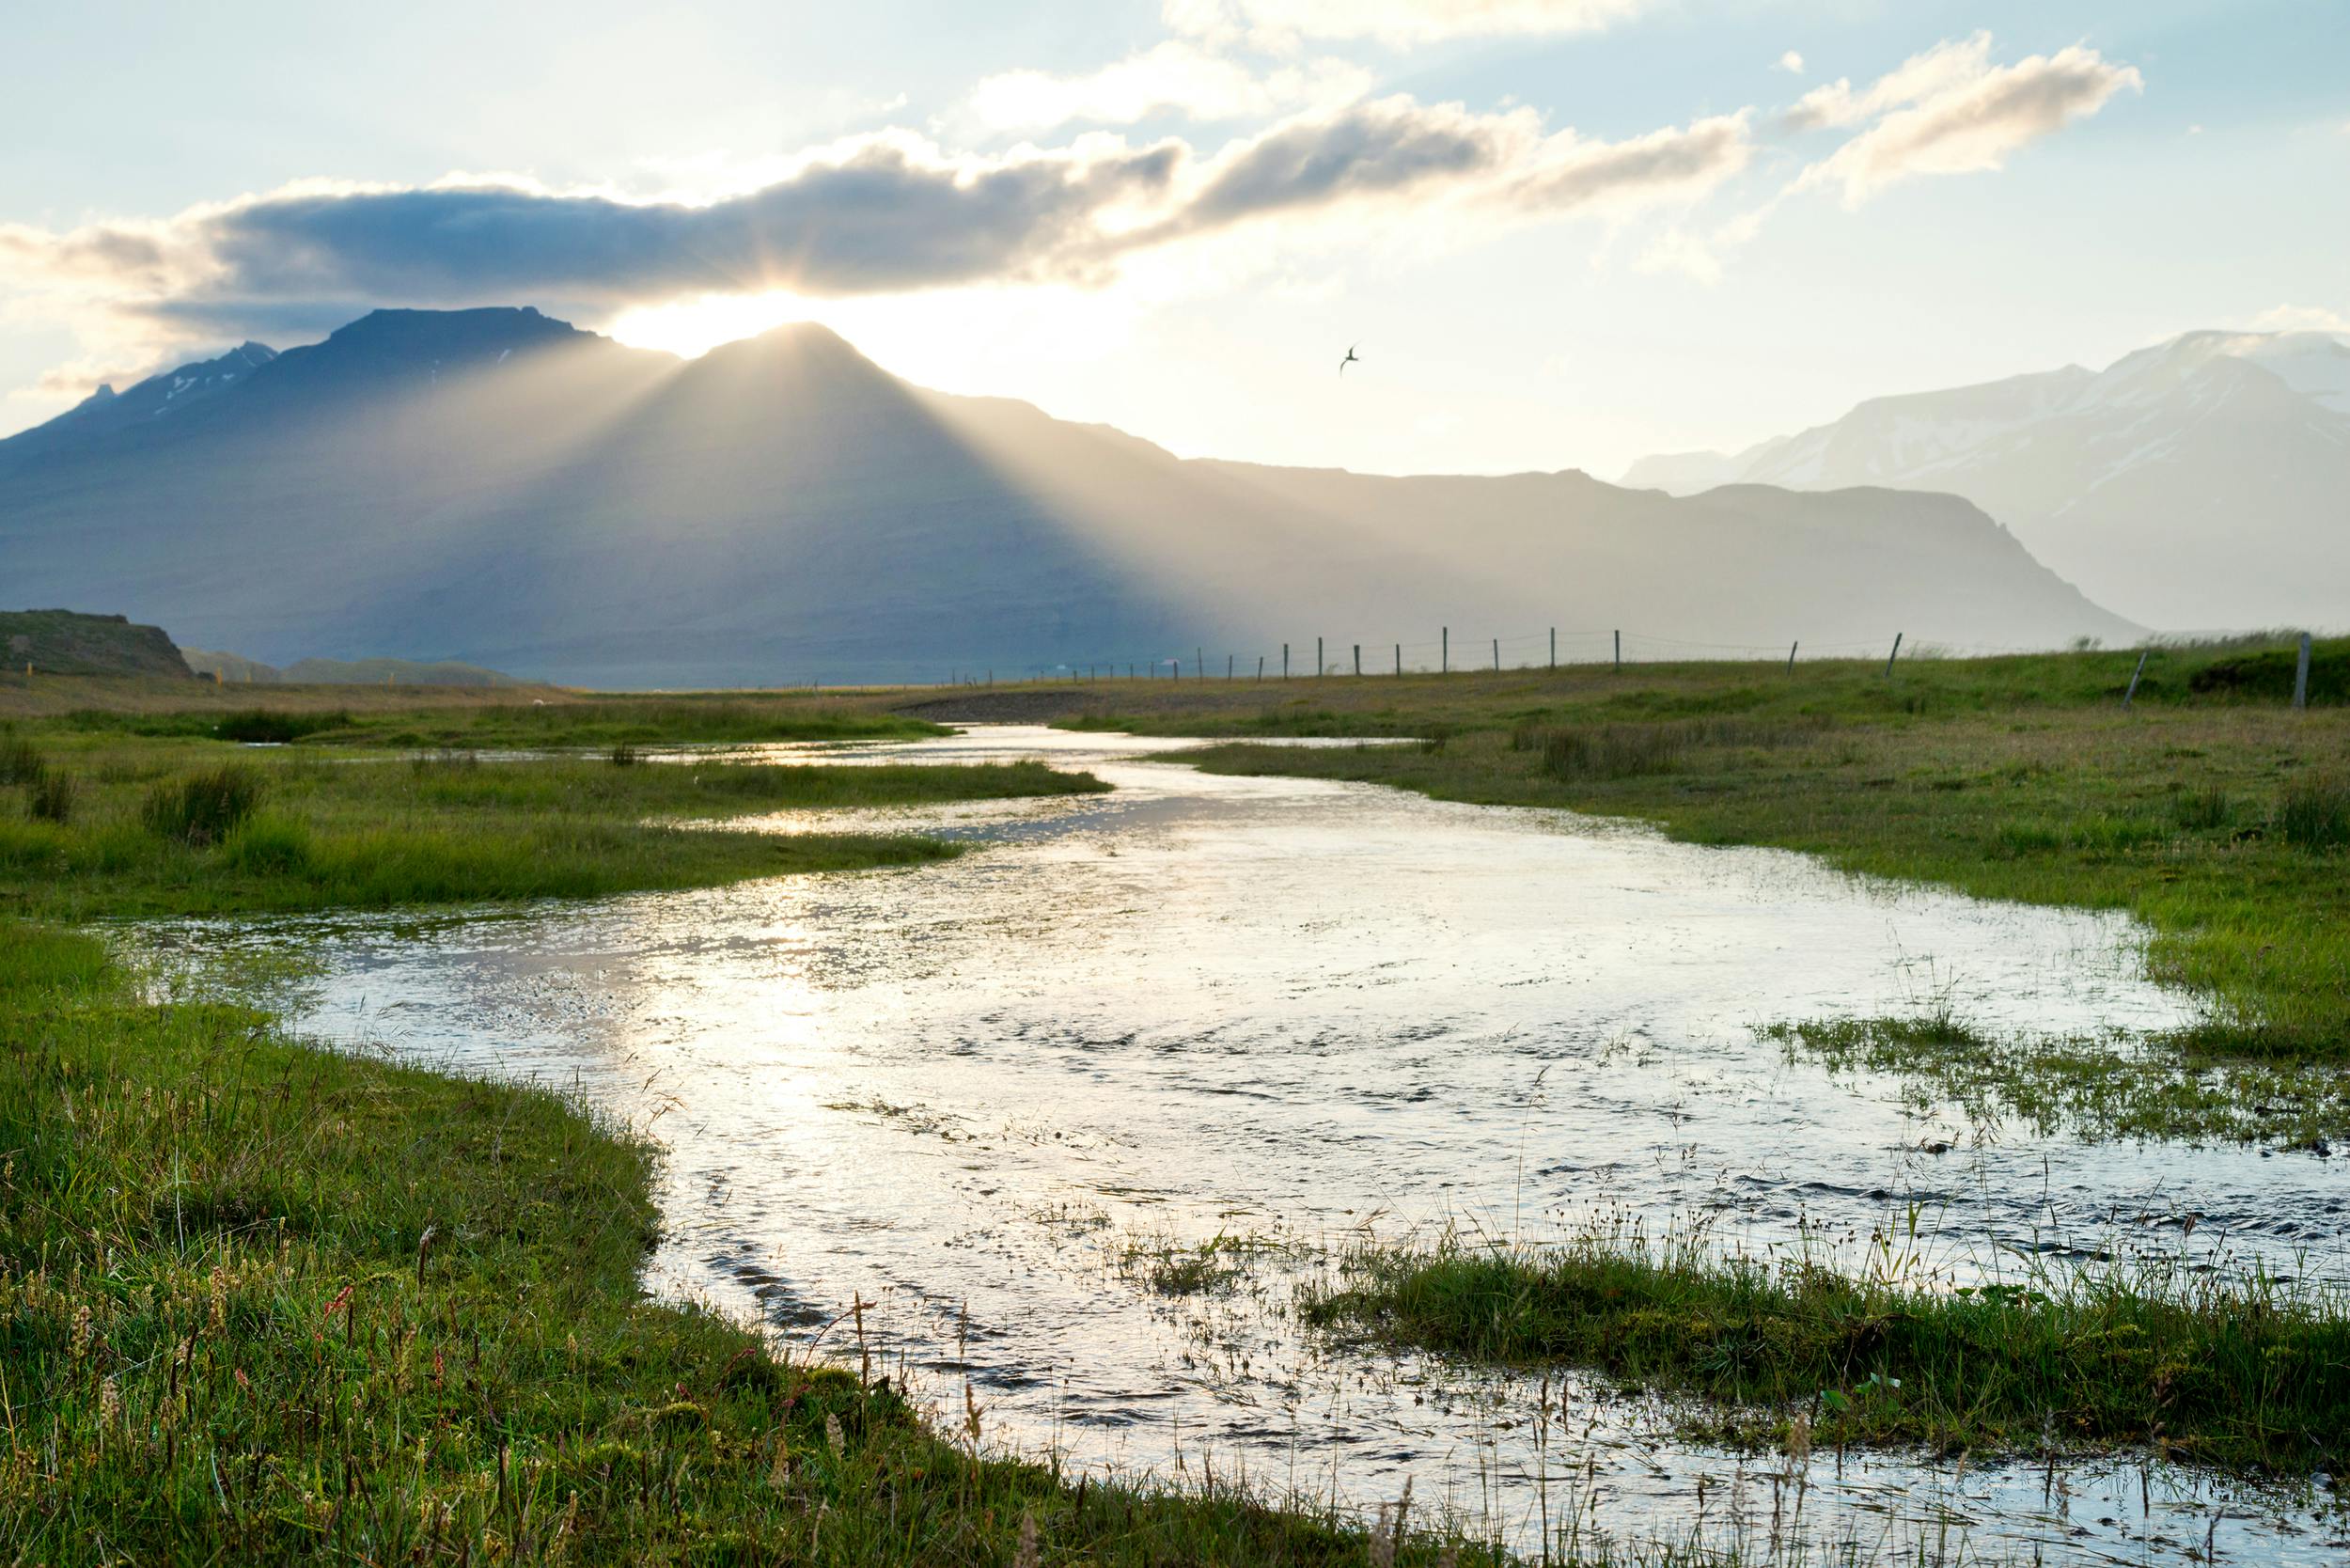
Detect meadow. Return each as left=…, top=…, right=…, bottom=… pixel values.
left=0, top=729, right=1104, bottom=918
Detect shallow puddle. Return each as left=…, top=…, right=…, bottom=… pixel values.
left=140, top=727, right=2349, bottom=1563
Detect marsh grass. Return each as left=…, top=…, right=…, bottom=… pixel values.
left=1114, top=1231, right=1309, bottom=1298
left=1768, top=1014, right=2350, bottom=1148
left=140, top=762, right=265, bottom=845
left=213, top=707, right=353, bottom=744
left=2278, top=773, right=2349, bottom=850
left=1, top=748, right=1105, bottom=918
left=1300, top=1225, right=2350, bottom=1474
left=0, top=922, right=1487, bottom=1565
left=0, top=731, right=43, bottom=785
left=26, top=766, right=76, bottom=823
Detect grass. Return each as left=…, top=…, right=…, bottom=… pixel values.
left=1301, top=1227, right=2350, bottom=1476
left=0, top=740, right=1105, bottom=919
left=0, top=680, right=948, bottom=748
left=1764, top=1014, right=2350, bottom=1149
left=0, top=921, right=1484, bottom=1564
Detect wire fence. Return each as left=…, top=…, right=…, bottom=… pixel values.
left=937, top=624, right=2098, bottom=686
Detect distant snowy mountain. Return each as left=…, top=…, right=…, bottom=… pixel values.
left=1622, top=330, right=2350, bottom=630
left=1, top=306, right=2135, bottom=685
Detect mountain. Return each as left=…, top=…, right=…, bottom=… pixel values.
left=1622, top=330, right=2350, bottom=630
left=5, top=342, right=278, bottom=463
left=1, top=306, right=2135, bottom=686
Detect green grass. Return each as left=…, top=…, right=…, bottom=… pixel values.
left=0, top=921, right=1482, bottom=1564
left=0, top=744, right=1105, bottom=919
left=1764, top=1014, right=2350, bottom=1149
left=1301, top=1231, right=2350, bottom=1475
left=23, top=696, right=947, bottom=749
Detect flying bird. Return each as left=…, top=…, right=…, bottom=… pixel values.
left=1339, top=344, right=1361, bottom=376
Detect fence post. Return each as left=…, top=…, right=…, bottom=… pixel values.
left=1395, top=643, right=1402, bottom=677
left=2295, top=632, right=2313, bottom=710
left=1493, top=637, right=1499, bottom=672
left=1442, top=627, right=1449, bottom=673
left=1613, top=630, right=1621, bottom=672
left=1257, top=655, right=1264, bottom=682
left=1228, top=653, right=1233, bottom=681
left=1549, top=628, right=1556, bottom=669
left=2123, top=650, right=2149, bottom=709
left=1354, top=644, right=1361, bottom=677
left=1197, top=647, right=1203, bottom=681
left=1317, top=636, right=1324, bottom=677
left=1787, top=641, right=1798, bottom=674
left=1885, top=633, right=1904, bottom=678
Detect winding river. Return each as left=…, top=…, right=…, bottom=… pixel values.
left=140, top=727, right=2347, bottom=1563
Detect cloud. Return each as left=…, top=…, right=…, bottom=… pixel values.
left=1791, top=38, right=2140, bottom=206
left=1777, top=51, right=1804, bottom=75
left=1784, top=32, right=1996, bottom=132
left=1, top=99, right=1750, bottom=357
left=1133, top=98, right=1747, bottom=246
left=2248, top=303, right=2350, bottom=336
left=970, top=41, right=1372, bottom=130
left=1164, top=0, right=1653, bottom=50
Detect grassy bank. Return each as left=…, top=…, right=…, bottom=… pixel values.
left=1302, top=1233, right=2350, bottom=1475
left=0, top=738, right=1104, bottom=918
left=10, top=692, right=946, bottom=748
left=0, top=921, right=1478, bottom=1564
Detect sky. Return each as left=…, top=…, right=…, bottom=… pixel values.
left=2, top=0, right=2344, bottom=478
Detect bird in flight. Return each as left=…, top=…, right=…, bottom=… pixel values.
left=1339, top=344, right=1361, bottom=376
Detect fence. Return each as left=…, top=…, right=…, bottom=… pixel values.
left=939, top=624, right=2067, bottom=688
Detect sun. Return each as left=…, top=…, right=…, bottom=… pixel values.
left=606, top=291, right=816, bottom=359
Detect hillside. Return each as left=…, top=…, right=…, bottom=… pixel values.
left=1622, top=330, right=2350, bottom=631
left=182, top=650, right=525, bottom=686
left=1, top=307, right=2135, bottom=687
left=0, top=610, right=193, bottom=678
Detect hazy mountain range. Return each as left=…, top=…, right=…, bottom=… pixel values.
left=2, top=306, right=2133, bottom=686
left=1623, top=329, right=2350, bottom=631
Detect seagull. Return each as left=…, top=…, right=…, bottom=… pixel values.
left=1339, top=343, right=1361, bottom=376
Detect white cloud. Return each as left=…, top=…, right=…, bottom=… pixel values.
left=2248, top=303, right=2350, bottom=335
left=970, top=41, right=1372, bottom=130
left=1777, top=51, right=1804, bottom=75
left=1784, top=32, right=1996, bottom=132
left=1792, top=39, right=2141, bottom=206
left=1165, top=0, right=1653, bottom=50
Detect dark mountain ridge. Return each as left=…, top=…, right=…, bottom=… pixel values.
left=1, top=306, right=2136, bottom=686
